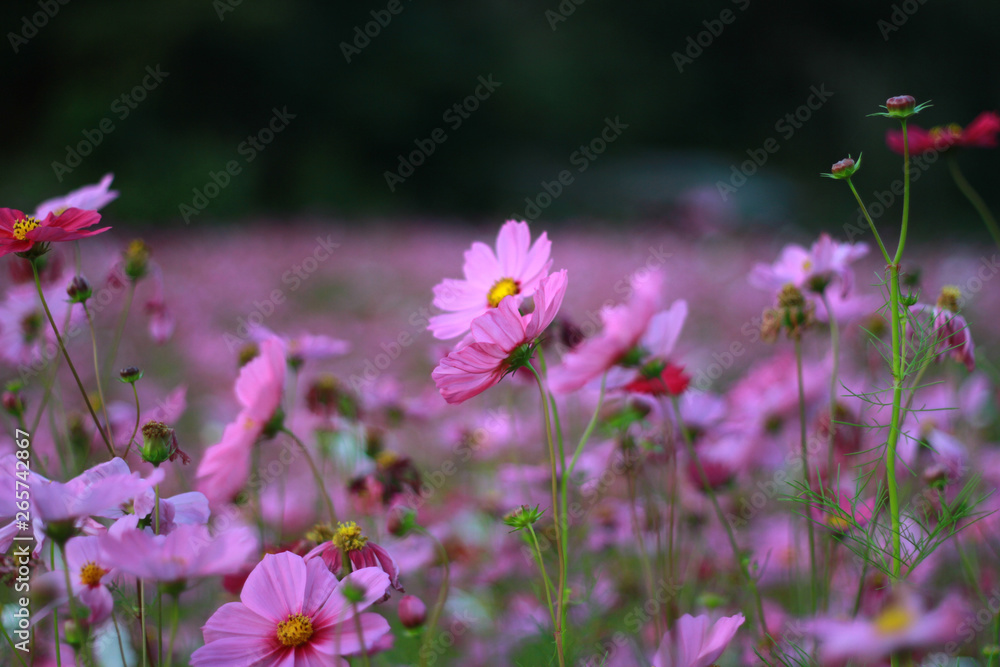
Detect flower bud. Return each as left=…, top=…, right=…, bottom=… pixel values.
left=824, top=155, right=861, bottom=180
left=66, top=275, right=92, bottom=304
left=123, top=239, right=151, bottom=281
left=502, top=504, right=544, bottom=532
left=885, top=95, right=916, bottom=114
left=340, top=580, right=366, bottom=604
left=398, top=595, right=428, bottom=629
left=140, top=420, right=175, bottom=466
left=2, top=382, right=24, bottom=417
left=119, top=366, right=144, bottom=384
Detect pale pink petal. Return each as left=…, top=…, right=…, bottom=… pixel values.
left=240, top=552, right=308, bottom=621
left=202, top=602, right=276, bottom=643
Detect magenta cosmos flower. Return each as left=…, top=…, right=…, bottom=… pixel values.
left=304, top=521, right=403, bottom=601
left=432, top=269, right=567, bottom=403
left=749, top=233, right=868, bottom=297
left=190, top=552, right=391, bottom=667
left=0, top=207, right=108, bottom=259
left=909, top=286, right=975, bottom=372
left=33, top=173, right=119, bottom=218
left=428, top=220, right=553, bottom=340
left=652, top=612, right=745, bottom=667
left=549, top=271, right=663, bottom=394
left=196, top=338, right=286, bottom=504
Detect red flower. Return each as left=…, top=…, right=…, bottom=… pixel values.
left=623, top=363, right=691, bottom=397
left=886, top=111, right=1000, bottom=155
left=0, top=207, right=109, bottom=258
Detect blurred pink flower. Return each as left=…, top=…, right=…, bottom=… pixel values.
left=432, top=270, right=567, bottom=403
left=550, top=271, right=663, bottom=394
left=749, top=233, right=868, bottom=297
left=36, top=536, right=117, bottom=626
left=807, top=593, right=967, bottom=663
left=33, top=173, right=119, bottom=218
left=99, top=523, right=256, bottom=583
left=910, top=290, right=975, bottom=372
left=196, top=338, right=286, bottom=504
left=190, top=552, right=390, bottom=666
left=428, top=220, right=553, bottom=340
left=0, top=276, right=80, bottom=366
left=652, top=612, right=745, bottom=667
left=32, top=457, right=162, bottom=524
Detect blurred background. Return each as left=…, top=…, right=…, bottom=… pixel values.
left=3, top=0, right=999, bottom=239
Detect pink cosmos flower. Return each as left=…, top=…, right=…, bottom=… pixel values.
left=32, top=457, right=162, bottom=524
left=249, top=325, right=351, bottom=367
left=190, top=552, right=391, bottom=666
left=36, top=536, right=117, bottom=626
left=806, top=593, right=967, bottom=663
left=652, top=612, right=745, bottom=667
left=428, top=220, right=553, bottom=340
left=305, top=521, right=403, bottom=601
left=909, top=288, right=975, bottom=372
left=0, top=277, right=80, bottom=366
left=608, top=299, right=689, bottom=396
left=432, top=270, right=567, bottom=403
left=549, top=271, right=662, bottom=394
left=749, top=233, right=869, bottom=297
left=34, top=173, right=119, bottom=218
left=886, top=111, right=1000, bottom=155
left=196, top=338, right=286, bottom=504
left=0, top=207, right=108, bottom=258
left=99, top=523, right=256, bottom=583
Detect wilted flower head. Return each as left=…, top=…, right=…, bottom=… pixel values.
left=304, top=521, right=403, bottom=600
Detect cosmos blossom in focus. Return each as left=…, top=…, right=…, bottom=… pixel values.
left=432, top=269, right=567, bottom=403
left=0, top=207, right=109, bottom=259
left=428, top=220, right=553, bottom=340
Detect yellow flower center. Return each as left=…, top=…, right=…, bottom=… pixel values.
left=306, top=523, right=335, bottom=543
left=487, top=277, right=519, bottom=308
left=376, top=450, right=399, bottom=467
left=802, top=259, right=813, bottom=272
left=276, top=613, right=314, bottom=647
left=874, top=605, right=913, bottom=635
left=331, top=521, right=368, bottom=552
left=12, top=217, right=40, bottom=241
left=937, top=285, right=961, bottom=313
left=79, top=561, right=108, bottom=587
left=826, top=514, right=852, bottom=532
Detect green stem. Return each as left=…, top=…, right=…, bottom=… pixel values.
left=820, top=290, right=840, bottom=612
left=104, top=280, right=135, bottom=381
left=894, top=119, right=910, bottom=264
left=793, top=338, right=818, bottom=613
left=139, top=578, right=147, bottom=667
left=31, top=260, right=115, bottom=458
left=415, top=525, right=451, bottom=667
left=351, top=601, right=372, bottom=667
left=567, top=375, right=606, bottom=478
left=155, top=486, right=163, bottom=666
left=948, top=156, right=1000, bottom=250
left=166, top=596, right=180, bottom=667
left=526, top=361, right=566, bottom=667
left=886, top=265, right=904, bottom=584
left=0, top=618, right=28, bottom=667
left=111, top=611, right=128, bottom=667
left=124, top=382, right=141, bottom=459
left=281, top=428, right=338, bottom=524
left=672, top=396, right=768, bottom=640
left=847, top=177, right=891, bottom=264
left=526, top=523, right=557, bottom=629
left=83, top=303, right=113, bottom=447
left=626, top=446, right=661, bottom=640
left=59, top=544, right=90, bottom=666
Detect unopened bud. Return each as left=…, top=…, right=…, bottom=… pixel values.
left=140, top=420, right=175, bottom=466
left=66, top=275, right=92, bottom=304
left=398, top=594, right=427, bottom=629
left=123, top=239, right=151, bottom=281
left=119, top=366, right=144, bottom=384
left=885, top=95, right=916, bottom=114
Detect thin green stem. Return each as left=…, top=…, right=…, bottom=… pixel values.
left=166, top=595, right=180, bottom=667
left=111, top=611, right=128, bottom=667
left=820, top=290, right=840, bottom=611
left=59, top=544, right=89, bottom=666
left=138, top=578, right=147, bottom=667
left=0, top=618, right=28, bottom=667
left=626, top=447, right=661, bottom=640
left=31, top=261, right=115, bottom=458
left=155, top=486, right=163, bottom=666
left=104, top=281, right=135, bottom=381
left=282, top=428, right=338, bottom=524
left=894, top=119, right=910, bottom=263
left=124, top=382, right=141, bottom=459
left=415, top=525, right=451, bottom=667
left=672, top=396, right=768, bottom=640
left=83, top=303, right=113, bottom=446
left=846, top=178, right=891, bottom=264
left=886, top=269, right=904, bottom=586
left=526, top=523, right=557, bottom=629
left=793, top=338, right=817, bottom=613
left=948, top=156, right=1000, bottom=250
left=526, top=361, right=566, bottom=667
left=567, top=375, right=606, bottom=478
